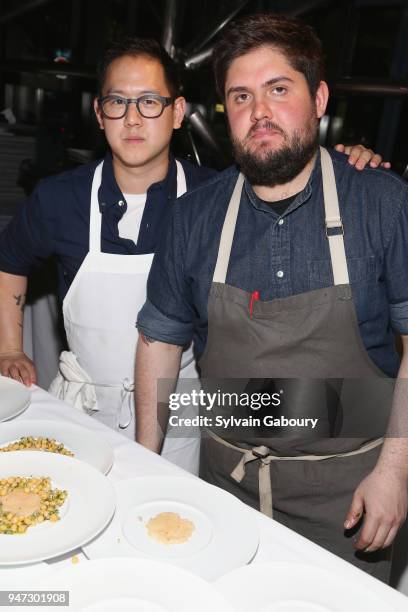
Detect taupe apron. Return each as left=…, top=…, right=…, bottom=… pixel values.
left=198, top=148, right=394, bottom=581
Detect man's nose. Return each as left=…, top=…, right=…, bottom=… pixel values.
left=124, top=101, right=143, bottom=126
left=250, top=97, right=272, bottom=122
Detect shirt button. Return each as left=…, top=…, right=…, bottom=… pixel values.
left=101, top=202, right=106, bottom=207
left=276, top=270, right=284, bottom=278
left=118, top=200, right=125, bottom=207
left=278, top=218, right=284, bottom=226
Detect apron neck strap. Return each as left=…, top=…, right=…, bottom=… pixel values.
left=212, top=149, right=349, bottom=286
left=89, top=161, right=104, bottom=253
left=175, top=160, right=187, bottom=198
left=89, top=160, right=187, bottom=254
left=320, top=146, right=349, bottom=285
left=212, top=173, right=245, bottom=284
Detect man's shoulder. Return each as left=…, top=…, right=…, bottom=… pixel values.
left=36, top=158, right=101, bottom=199
left=329, top=148, right=408, bottom=202
left=176, top=164, right=239, bottom=208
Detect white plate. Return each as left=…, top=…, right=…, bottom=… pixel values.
left=0, top=561, right=52, bottom=590
left=37, top=558, right=235, bottom=611
left=84, top=476, right=259, bottom=581
left=0, top=420, right=113, bottom=474
left=0, top=376, right=30, bottom=421
left=0, top=451, right=115, bottom=565
left=215, top=562, right=396, bottom=612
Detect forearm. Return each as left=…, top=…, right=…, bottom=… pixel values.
left=0, top=271, right=27, bottom=353
left=134, top=334, right=182, bottom=452
left=344, top=338, right=408, bottom=550
left=376, top=336, right=408, bottom=478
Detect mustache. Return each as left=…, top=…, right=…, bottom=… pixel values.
left=246, top=120, right=286, bottom=141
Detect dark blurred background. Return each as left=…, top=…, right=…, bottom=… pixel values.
left=0, top=0, right=407, bottom=221
left=1, top=4, right=408, bottom=587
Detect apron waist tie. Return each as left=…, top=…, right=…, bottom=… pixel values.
left=118, top=378, right=134, bottom=429
left=205, top=429, right=383, bottom=518
left=50, top=351, right=134, bottom=427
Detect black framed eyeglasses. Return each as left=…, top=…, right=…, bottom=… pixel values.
left=98, top=94, right=174, bottom=119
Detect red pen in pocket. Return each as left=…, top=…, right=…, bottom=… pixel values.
left=249, top=290, right=260, bottom=318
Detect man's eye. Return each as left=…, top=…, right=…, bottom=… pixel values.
left=141, top=97, right=160, bottom=106
left=235, top=93, right=250, bottom=103
left=272, top=87, right=287, bottom=95
left=111, top=98, right=126, bottom=105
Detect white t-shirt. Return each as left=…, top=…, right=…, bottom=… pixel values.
left=117, top=193, right=147, bottom=245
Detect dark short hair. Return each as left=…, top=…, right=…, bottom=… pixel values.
left=213, top=13, right=325, bottom=99
left=97, top=37, right=181, bottom=97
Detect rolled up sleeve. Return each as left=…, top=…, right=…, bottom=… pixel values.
left=136, top=200, right=196, bottom=346
left=137, top=298, right=194, bottom=345
left=390, top=301, right=408, bottom=335
left=385, top=189, right=408, bottom=334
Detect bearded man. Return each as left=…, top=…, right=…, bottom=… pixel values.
left=134, top=14, right=408, bottom=582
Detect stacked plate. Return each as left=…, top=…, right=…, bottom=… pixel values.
left=0, top=376, right=117, bottom=567
left=215, top=562, right=396, bottom=612
left=37, top=558, right=235, bottom=611
left=0, top=375, right=31, bottom=421
left=0, top=419, right=113, bottom=474
left=0, top=451, right=115, bottom=566
left=83, top=475, right=260, bottom=581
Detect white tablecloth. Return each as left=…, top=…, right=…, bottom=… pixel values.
left=1, top=386, right=408, bottom=610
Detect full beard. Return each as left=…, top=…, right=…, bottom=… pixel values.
left=231, top=120, right=319, bottom=187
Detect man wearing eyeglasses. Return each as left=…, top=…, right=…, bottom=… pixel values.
left=0, top=37, right=384, bottom=470
left=0, top=38, right=215, bottom=471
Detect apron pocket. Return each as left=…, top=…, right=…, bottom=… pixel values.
left=308, top=256, right=376, bottom=290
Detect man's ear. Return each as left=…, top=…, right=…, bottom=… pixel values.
left=173, top=96, right=186, bottom=130
left=94, top=97, right=104, bottom=130
left=315, top=81, right=329, bottom=119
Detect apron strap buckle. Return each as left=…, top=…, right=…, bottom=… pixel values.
left=325, top=218, right=344, bottom=237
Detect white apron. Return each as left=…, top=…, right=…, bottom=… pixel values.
left=49, top=160, right=200, bottom=473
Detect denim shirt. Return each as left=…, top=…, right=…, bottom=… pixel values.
left=137, top=149, right=408, bottom=377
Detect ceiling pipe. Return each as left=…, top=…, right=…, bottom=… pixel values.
left=161, top=0, right=178, bottom=57
left=333, top=80, right=408, bottom=97
left=184, top=46, right=214, bottom=70
left=187, top=110, right=227, bottom=162
left=0, top=0, right=54, bottom=24
left=185, top=0, right=250, bottom=55
left=283, top=0, right=329, bottom=17
left=0, top=61, right=95, bottom=79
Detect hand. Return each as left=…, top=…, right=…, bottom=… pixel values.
left=0, top=351, right=37, bottom=386
left=344, top=466, right=408, bottom=552
left=335, top=144, right=391, bottom=171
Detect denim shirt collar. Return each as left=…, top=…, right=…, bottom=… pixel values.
left=243, top=148, right=321, bottom=217
left=97, top=151, right=177, bottom=211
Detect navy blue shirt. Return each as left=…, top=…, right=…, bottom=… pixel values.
left=0, top=153, right=216, bottom=300
left=137, top=149, right=408, bottom=378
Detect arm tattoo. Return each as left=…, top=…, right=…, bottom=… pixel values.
left=140, top=332, right=157, bottom=346
left=13, top=294, right=26, bottom=311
